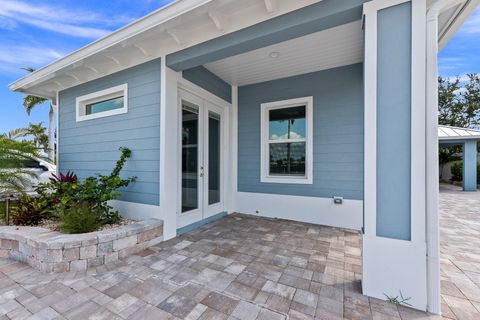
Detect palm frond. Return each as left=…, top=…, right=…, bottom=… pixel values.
left=23, top=95, right=48, bottom=115
left=6, top=127, right=29, bottom=140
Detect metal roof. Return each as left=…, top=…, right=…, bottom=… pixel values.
left=438, top=125, right=480, bottom=141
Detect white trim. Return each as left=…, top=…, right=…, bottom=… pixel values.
left=260, top=96, right=313, bottom=184
left=178, top=78, right=231, bottom=109
left=75, top=84, right=128, bottom=122
left=160, top=59, right=181, bottom=240
left=109, top=200, right=163, bottom=221
left=410, top=0, right=427, bottom=245
left=227, top=85, right=238, bottom=213
left=176, top=86, right=230, bottom=229
left=362, top=3, right=377, bottom=238
left=236, top=192, right=363, bottom=230
left=55, top=91, right=59, bottom=172
left=424, top=0, right=472, bottom=313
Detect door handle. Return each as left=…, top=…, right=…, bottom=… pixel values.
left=200, top=166, right=204, bottom=177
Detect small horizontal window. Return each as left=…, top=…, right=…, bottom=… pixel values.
left=261, top=97, right=313, bottom=184
left=76, top=84, right=128, bottom=122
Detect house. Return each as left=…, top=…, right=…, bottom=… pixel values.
left=8, top=0, right=479, bottom=313
left=439, top=125, right=480, bottom=190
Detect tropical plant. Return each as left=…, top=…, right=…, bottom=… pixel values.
left=25, top=122, right=48, bottom=152
left=59, top=202, right=103, bottom=234
left=439, top=146, right=461, bottom=179
left=36, top=147, right=136, bottom=227
left=0, top=137, right=41, bottom=195
left=10, top=195, right=50, bottom=226
left=22, top=67, right=55, bottom=161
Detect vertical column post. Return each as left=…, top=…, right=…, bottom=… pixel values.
left=160, top=58, right=181, bottom=240
left=463, top=140, right=477, bottom=191
left=362, top=0, right=428, bottom=311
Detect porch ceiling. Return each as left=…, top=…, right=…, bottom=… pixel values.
left=203, top=20, right=363, bottom=86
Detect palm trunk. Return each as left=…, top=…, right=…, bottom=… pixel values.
left=48, top=105, right=54, bottom=162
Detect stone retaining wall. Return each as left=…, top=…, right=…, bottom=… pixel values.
left=0, top=219, right=163, bottom=273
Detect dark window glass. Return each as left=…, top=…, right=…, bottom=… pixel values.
left=269, top=142, right=306, bottom=176
left=208, top=112, right=221, bottom=205
left=269, top=105, right=306, bottom=140
left=86, top=96, right=124, bottom=115
left=181, top=105, right=199, bottom=213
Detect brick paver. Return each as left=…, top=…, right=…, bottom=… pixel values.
left=439, top=184, right=480, bottom=320
left=0, top=208, right=462, bottom=319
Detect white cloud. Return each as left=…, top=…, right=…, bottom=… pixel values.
left=271, top=131, right=303, bottom=140
left=0, top=0, right=133, bottom=39
left=461, top=7, right=480, bottom=34
left=0, top=45, right=64, bottom=69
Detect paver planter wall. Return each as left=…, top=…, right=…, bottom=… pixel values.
left=0, top=219, right=163, bottom=273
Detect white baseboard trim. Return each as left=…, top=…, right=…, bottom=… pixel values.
left=235, top=192, right=363, bottom=230
left=362, top=235, right=427, bottom=311
left=109, top=200, right=162, bottom=221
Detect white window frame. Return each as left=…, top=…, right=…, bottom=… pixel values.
left=76, top=84, right=128, bottom=122
left=260, top=96, right=313, bottom=184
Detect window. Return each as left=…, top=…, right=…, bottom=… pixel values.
left=260, top=97, right=313, bottom=184
left=76, top=84, right=128, bottom=122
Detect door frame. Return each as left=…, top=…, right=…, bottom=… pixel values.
left=176, top=79, right=231, bottom=229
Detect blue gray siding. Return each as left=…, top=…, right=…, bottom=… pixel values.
left=238, top=64, right=364, bottom=200
left=376, top=3, right=412, bottom=240
left=58, top=59, right=161, bottom=206
left=183, top=66, right=232, bottom=102
left=463, top=140, right=477, bottom=191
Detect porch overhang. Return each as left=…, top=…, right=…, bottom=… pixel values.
left=165, top=0, right=368, bottom=71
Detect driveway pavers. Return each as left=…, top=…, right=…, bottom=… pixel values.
left=0, top=211, right=454, bottom=319
left=439, top=184, right=480, bottom=320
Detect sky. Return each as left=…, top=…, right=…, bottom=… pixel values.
left=0, top=0, right=479, bottom=134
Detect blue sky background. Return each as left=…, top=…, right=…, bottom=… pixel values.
left=0, top=0, right=479, bottom=134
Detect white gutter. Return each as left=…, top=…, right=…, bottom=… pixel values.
left=425, top=0, right=475, bottom=314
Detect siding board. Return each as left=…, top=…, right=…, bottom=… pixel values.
left=238, top=63, right=364, bottom=200
left=58, top=59, right=161, bottom=206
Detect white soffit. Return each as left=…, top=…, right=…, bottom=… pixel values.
left=438, top=125, right=480, bottom=140
left=204, top=20, right=363, bottom=86
left=8, top=0, right=322, bottom=101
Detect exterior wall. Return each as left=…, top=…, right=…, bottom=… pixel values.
left=183, top=66, right=232, bottom=102
left=58, top=59, right=161, bottom=206
left=376, top=2, right=412, bottom=241
left=237, top=63, right=364, bottom=200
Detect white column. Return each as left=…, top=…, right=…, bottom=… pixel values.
left=227, top=85, right=238, bottom=213
left=425, top=0, right=468, bottom=313
left=362, top=0, right=428, bottom=311
left=160, top=58, right=181, bottom=240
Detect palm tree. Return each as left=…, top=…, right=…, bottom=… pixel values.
left=25, top=123, right=48, bottom=152
left=0, top=137, right=40, bottom=195
left=22, top=67, right=55, bottom=161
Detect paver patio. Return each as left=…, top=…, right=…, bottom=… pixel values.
left=439, top=184, right=480, bottom=320
left=0, top=203, right=468, bottom=319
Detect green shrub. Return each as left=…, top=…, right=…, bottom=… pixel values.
left=10, top=195, right=49, bottom=226
left=59, top=202, right=102, bottom=234
left=450, top=161, right=480, bottom=184
left=451, top=162, right=463, bottom=181
left=36, top=147, right=136, bottom=232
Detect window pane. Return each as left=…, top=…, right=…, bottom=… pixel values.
left=208, top=112, right=221, bottom=205
left=86, top=96, right=124, bottom=115
left=269, top=106, right=306, bottom=140
left=182, top=105, right=199, bottom=213
left=269, top=142, right=306, bottom=176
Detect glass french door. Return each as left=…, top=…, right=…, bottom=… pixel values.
left=178, top=89, right=224, bottom=228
